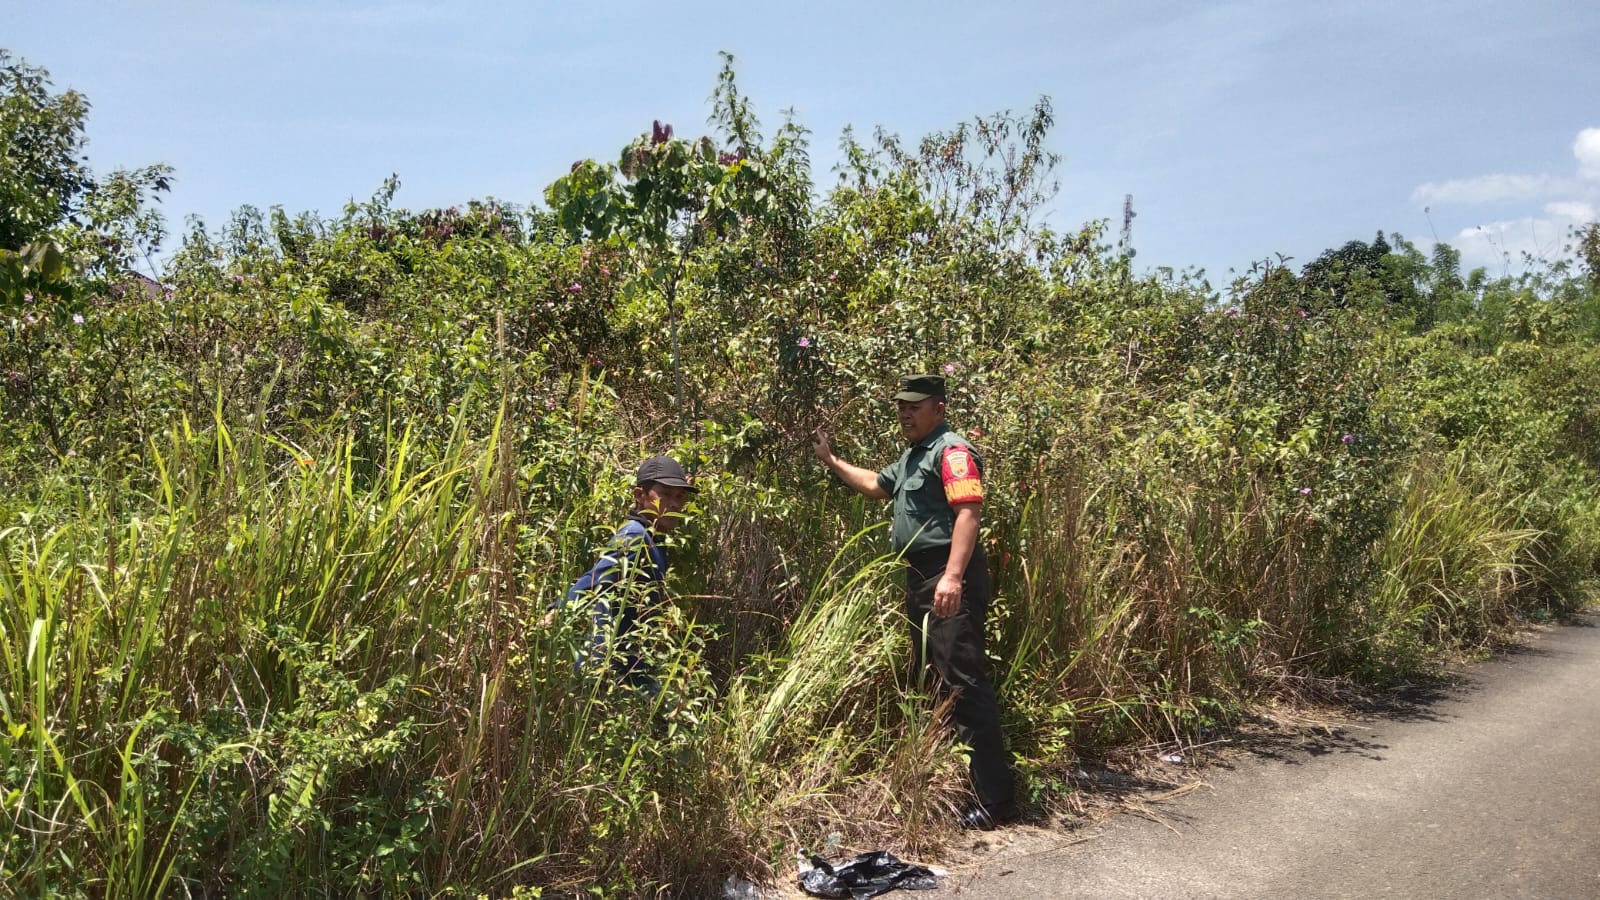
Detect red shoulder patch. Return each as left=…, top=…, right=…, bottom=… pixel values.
left=941, top=445, right=983, bottom=505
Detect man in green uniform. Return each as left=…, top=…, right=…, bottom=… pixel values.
left=812, top=374, right=1017, bottom=829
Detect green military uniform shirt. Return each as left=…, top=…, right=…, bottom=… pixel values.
left=876, top=423, right=985, bottom=555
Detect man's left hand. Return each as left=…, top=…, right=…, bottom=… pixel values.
left=933, top=572, right=963, bottom=618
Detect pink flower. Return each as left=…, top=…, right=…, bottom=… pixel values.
left=567, top=283, right=583, bottom=293
left=1299, top=487, right=1312, bottom=495
left=73, top=314, right=85, bottom=324
left=1342, top=433, right=1356, bottom=444
left=797, top=336, right=811, bottom=348
left=943, top=363, right=955, bottom=374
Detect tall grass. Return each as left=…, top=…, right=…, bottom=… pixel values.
left=1, top=415, right=1594, bottom=895
left=1368, top=450, right=1544, bottom=669
left=1, top=410, right=509, bottom=895
left=0, top=410, right=983, bottom=896
left=985, top=441, right=1571, bottom=790
left=991, top=462, right=1335, bottom=784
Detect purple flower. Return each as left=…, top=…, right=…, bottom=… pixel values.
left=1299, top=487, right=1313, bottom=495
left=1342, top=433, right=1356, bottom=445
left=567, top=283, right=583, bottom=293
left=229, top=274, right=245, bottom=284
left=22, top=294, right=32, bottom=303
left=72, top=314, right=84, bottom=324
left=797, top=336, right=811, bottom=348
left=943, top=363, right=955, bottom=374
left=24, top=314, right=37, bottom=325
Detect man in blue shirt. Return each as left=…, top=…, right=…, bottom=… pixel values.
left=567, top=455, right=696, bottom=691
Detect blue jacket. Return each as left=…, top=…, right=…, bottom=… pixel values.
left=565, top=513, right=668, bottom=684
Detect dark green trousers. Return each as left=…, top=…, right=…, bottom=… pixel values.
left=905, top=545, right=1014, bottom=811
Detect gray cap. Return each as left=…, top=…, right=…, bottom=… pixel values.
left=635, top=455, right=698, bottom=491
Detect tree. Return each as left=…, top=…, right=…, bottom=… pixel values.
left=543, top=55, right=795, bottom=424
left=1577, top=221, right=1600, bottom=284
left=0, top=49, right=171, bottom=276
left=1300, top=231, right=1430, bottom=327
left=1573, top=222, right=1600, bottom=340
left=0, top=49, right=95, bottom=251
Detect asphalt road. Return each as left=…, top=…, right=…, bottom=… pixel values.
left=943, top=614, right=1600, bottom=899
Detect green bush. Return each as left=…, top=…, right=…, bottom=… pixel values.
left=2, top=50, right=1597, bottom=894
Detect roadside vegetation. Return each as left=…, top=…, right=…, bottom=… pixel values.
left=4, top=50, right=1598, bottom=896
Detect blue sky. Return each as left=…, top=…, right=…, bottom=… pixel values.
left=6, top=0, right=1598, bottom=284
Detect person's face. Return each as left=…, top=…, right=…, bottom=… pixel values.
left=635, top=482, right=690, bottom=532
left=896, top=396, right=946, bottom=444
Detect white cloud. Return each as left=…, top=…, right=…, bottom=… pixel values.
left=1546, top=200, right=1597, bottom=221
left=1410, top=173, right=1560, bottom=206
left=1576, top=128, right=1600, bottom=182
left=1418, top=127, right=1600, bottom=275
left=1412, top=125, right=1600, bottom=208
left=1453, top=203, right=1594, bottom=274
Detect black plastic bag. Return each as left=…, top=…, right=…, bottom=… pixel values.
left=797, top=850, right=940, bottom=899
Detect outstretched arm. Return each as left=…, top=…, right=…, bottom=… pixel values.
left=813, top=430, right=890, bottom=500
